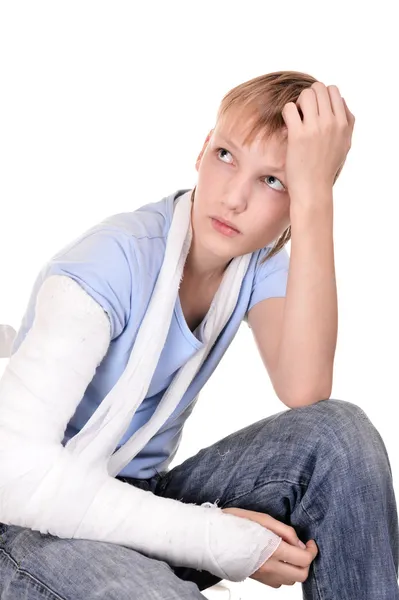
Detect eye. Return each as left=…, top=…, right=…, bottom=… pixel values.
left=217, top=147, right=286, bottom=192
left=264, top=175, right=286, bottom=192
left=216, top=147, right=233, bottom=163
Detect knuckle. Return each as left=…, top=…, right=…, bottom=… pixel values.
left=300, top=87, right=314, bottom=98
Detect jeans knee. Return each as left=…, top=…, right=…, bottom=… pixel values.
left=293, top=398, right=371, bottom=436
left=315, top=400, right=392, bottom=475
left=287, top=398, right=389, bottom=469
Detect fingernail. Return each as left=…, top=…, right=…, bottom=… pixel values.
left=298, top=540, right=306, bottom=549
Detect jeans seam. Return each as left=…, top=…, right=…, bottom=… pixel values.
left=0, top=548, right=66, bottom=600
left=311, top=557, right=324, bottom=600
left=224, top=478, right=310, bottom=511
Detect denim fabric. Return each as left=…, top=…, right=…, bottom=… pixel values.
left=0, top=398, right=398, bottom=599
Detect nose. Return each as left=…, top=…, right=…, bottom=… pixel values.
left=222, top=179, right=250, bottom=212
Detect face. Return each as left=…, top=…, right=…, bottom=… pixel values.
left=193, top=119, right=291, bottom=267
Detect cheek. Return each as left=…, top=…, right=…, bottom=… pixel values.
left=270, top=198, right=290, bottom=225
left=253, top=203, right=290, bottom=238
left=259, top=201, right=288, bottom=225
left=197, top=162, right=223, bottom=195
left=202, top=152, right=224, bottom=176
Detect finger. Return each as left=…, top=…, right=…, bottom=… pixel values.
left=276, top=560, right=310, bottom=585
left=311, top=81, right=335, bottom=119
left=282, top=101, right=302, bottom=132
left=278, top=527, right=306, bottom=548
left=275, top=540, right=314, bottom=568
left=221, top=507, right=301, bottom=547
left=327, top=85, right=348, bottom=124
left=306, top=540, right=319, bottom=561
left=258, top=515, right=305, bottom=548
left=295, top=87, right=318, bottom=123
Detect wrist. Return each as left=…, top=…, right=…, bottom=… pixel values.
left=289, top=186, right=333, bottom=221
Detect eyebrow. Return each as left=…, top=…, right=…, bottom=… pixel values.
left=217, top=135, right=286, bottom=175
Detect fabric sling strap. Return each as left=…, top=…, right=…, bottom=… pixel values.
left=64, top=190, right=253, bottom=476
left=0, top=192, right=283, bottom=584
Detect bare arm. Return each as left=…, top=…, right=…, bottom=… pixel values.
left=275, top=193, right=336, bottom=406
left=249, top=82, right=354, bottom=408
left=248, top=193, right=336, bottom=408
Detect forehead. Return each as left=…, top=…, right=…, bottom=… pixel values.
left=216, top=106, right=287, bottom=142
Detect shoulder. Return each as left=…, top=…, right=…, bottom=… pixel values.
left=40, top=189, right=188, bottom=338
left=99, top=188, right=189, bottom=239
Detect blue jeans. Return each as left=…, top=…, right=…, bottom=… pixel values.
left=0, top=398, right=398, bottom=599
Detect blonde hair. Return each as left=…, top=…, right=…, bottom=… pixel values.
left=195, top=70, right=344, bottom=265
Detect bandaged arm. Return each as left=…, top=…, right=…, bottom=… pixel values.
left=0, top=275, right=282, bottom=582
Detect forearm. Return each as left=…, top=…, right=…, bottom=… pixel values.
left=0, top=275, right=281, bottom=582
left=0, top=429, right=279, bottom=582
left=276, top=188, right=337, bottom=407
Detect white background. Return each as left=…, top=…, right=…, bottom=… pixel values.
left=0, top=2, right=398, bottom=598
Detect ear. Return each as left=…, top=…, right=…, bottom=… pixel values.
left=195, top=128, right=214, bottom=171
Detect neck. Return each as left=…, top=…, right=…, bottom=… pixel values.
left=185, top=228, right=231, bottom=284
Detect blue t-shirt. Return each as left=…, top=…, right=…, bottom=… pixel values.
left=11, top=189, right=289, bottom=479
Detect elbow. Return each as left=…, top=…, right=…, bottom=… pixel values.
left=275, top=379, right=333, bottom=410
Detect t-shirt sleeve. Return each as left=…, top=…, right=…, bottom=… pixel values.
left=244, top=245, right=290, bottom=324
left=42, top=229, right=134, bottom=340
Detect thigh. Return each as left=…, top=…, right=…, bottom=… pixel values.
left=154, top=398, right=373, bottom=512
left=151, top=404, right=297, bottom=590
left=0, top=522, right=205, bottom=600
left=153, top=398, right=378, bottom=588
left=154, top=403, right=301, bottom=510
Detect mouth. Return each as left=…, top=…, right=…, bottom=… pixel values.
left=211, top=215, right=240, bottom=232
left=210, top=217, right=241, bottom=237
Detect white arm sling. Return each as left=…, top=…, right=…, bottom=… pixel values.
left=0, top=190, right=281, bottom=582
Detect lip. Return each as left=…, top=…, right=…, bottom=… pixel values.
left=210, top=217, right=241, bottom=237
left=210, top=216, right=241, bottom=233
